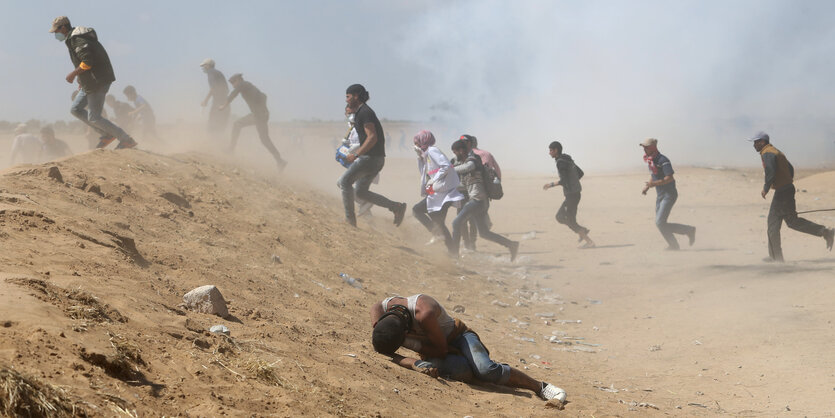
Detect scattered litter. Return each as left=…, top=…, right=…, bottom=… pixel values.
left=687, top=403, right=707, bottom=408
left=491, top=300, right=510, bottom=308
left=592, top=326, right=599, bottom=331
left=338, top=273, right=363, bottom=289
left=515, top=300, right=528, bottom=307
left=649, top=345, right=662, bottom=352
left=529, top=354, right=541, bottom=360
left=344, top=353, right=357, bottom=358
left=209, top=325, right=230, bottom=336
left=587, top=298, right=602, bottom=305
left=293, top=293, right=299, bottom=298
left=271, top=254, right=282, bottom=264
left=619, top=400, right=659, bottom=410
left=535, top=312, right=555, bottom=318
left=595, top=384, right=619, bottom=393
left=520, top=231, right=537, bottom=240
left=393, top=388, right=400, bottom=394
left=548, top=336, right=571, bottom=345
left=452, top=305, right=465, bottom=313
left=693, top=340, right=702, bottom=345
left=312, top=281, right=331, bottom=290
left=553, top=319, right=581, bottom=324
left=520, top=337, right=535, bottom=343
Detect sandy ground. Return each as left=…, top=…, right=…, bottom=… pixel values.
left=0, top=127, right=834, bottom=416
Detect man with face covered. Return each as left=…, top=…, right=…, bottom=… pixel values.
left=749, top=132, right=834, bottom=261
left=49, top=16, right=137, bottom=149
left=640, top=138, right=696, bottom=250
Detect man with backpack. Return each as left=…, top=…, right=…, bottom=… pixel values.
left=450, top=139, right=519, bottom=260
left=543, top=141, right=595, bottom=248
left=457, top=134, right=503, bottom=250
left=50, top=16, right=137, bottom=149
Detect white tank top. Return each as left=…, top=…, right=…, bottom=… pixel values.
left=381, top=294, right=456, bottom=338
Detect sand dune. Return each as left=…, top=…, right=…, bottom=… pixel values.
left=1, top=144, right=833, bottom=416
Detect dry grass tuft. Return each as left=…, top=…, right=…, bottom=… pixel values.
left=239, top=357, right=284, bottom=386
left=0, top=366, right=86, bottom=417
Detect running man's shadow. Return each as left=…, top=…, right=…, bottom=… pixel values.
left=580, top=244, right=634, bottom=250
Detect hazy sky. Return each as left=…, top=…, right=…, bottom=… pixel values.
left=2, top=0, right=834, bottom=168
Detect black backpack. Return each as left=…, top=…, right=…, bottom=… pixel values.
left=482, top=163, right=503, bottom=200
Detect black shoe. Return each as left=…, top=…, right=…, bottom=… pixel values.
left=345, top=217, right=357, bottom=228
left=393, top=202, right=407, bottom=227
left=509, top=241, right=520, bottom=262
left=825, top=228, right=834, bottom=251
left=688, top=227, right=696, bottom=246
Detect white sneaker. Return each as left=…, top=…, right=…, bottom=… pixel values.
left=539, top=383, right=566, bottom=402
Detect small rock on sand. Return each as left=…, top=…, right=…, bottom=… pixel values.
left=183, top=285, right=229, bottom=318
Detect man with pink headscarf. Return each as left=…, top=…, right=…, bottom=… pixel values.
left=412, top=130, right=464, bottom=254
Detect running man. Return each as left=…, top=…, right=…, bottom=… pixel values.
left=371, top=293, right=567, bottom=403
left=49, top=16, right=137, bottom=149
left=218, top=73, right=287, bottom=170
left=339, top=84, right=407, bottom=227
left=38, top=125, right=72, bottom=162
left=123, top=86, right=160, bottom=141
left=640, top=138, right=696, bottom=250
left=412, top=130, right=464, bottom=254
left=749, top=132, right=834, bottom=261
left=450, top=139, right=519, bottom=260
left=543, top=141, right=594, bottom=248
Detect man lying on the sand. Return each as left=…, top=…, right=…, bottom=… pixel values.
left=370, top=294, right=566, bottom=402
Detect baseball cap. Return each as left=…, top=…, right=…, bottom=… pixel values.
left=748, top=131, right=769, bottom=142
left=228, top=73, right=243, bottom=83
left=14, top=123, right=28, bottom=134
left=49, top=16, right=70, bottom=33
left=199, top=58, right=215, bottom=68
left=639, top=138, right=658, bottom=147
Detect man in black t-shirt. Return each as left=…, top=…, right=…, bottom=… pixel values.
left=339, top=84, right=407, bottom=227
left=219, top=73, right=286, bottom=171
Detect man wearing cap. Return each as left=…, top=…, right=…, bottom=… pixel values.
left=640, top=138, right=696, bottom=250
left=9, top=124, right=42, bottom=165
left=199, top=59, right=230, bottom=140
left=218, top=74, right=286, bottom=170
left=49, top=16, right=137, bottom=149
left=750, top=132, right=834, bottom=261
left=339, top=84, right=407, bottom=227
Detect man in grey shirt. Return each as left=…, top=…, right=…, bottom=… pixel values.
left=543, top=141, right=594, bottom=248
left=219, top=73, right=286, bottom=171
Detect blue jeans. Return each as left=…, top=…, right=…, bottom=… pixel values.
left=451, top=199, right=513, bottom=254
left=655, top=189, right=694, bottom=249
left=71, top=84, right=132, bottom=142
left=338, top=155, right=398, bottom=222
left=427, top=332, right=511, bottom=384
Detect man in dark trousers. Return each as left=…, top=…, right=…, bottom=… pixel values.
left=218, top=73, right=286, bottom=170
left=339, top=84, right=407, bottom=227
left=640, top=138, right=696, bottom=250
left=543, top=141, right=595, bottom=248
left=49, top=16, right=137, bottom=149
left=750, top=132, right=834, bottom=262
left=200, top=58, right=230, bottom=140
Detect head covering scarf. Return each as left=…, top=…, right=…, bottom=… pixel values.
left=413, top=130, right=436, bottom=151
left=642, top=144, right=659, bottom=174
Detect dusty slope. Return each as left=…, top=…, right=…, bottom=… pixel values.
left=1, top=147, right=834, bottom=417
left=0, top=149, right=582, bottom=417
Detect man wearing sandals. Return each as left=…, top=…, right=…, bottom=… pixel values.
left=370, top=294, right=567, bottom=403
left=543, top=141, right=595, bottom=248
left=49, top=16, right=137, bottom=149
